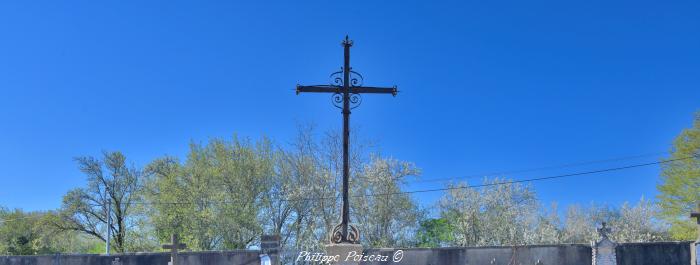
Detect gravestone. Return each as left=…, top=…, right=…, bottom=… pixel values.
left=593, top=222, right=617, bottom=265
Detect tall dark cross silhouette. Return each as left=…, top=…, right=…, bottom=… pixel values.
left=296, top=36, right=397, bottom=244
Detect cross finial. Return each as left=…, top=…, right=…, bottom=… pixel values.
left=342, top=35, right=353, bottom=47
left=598, top=222, right=612, bottom=239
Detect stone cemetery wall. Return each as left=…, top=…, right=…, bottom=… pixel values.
left=0, top=250, right=261, bottom=265
left=360, top=244, right=593, bottom=265
left=0, top=242, right=696, bottom=265
left=615, top=241, right=694, bottom=265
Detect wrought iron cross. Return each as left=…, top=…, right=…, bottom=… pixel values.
left=162, top=234, right=186, bottom=265
left=296, top=36, right=397, bottom=244
left=690, top=203, right=700, bottom=241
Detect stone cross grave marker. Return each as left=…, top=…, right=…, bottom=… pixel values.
left=261, top=235, right=280, bottom=265
left=162, top=234, right=186, bottom=265
left=691, top=203, right=700, bottom=242
left=593, top=222, right=617, bottom=265
left=260, top=235, right=280, bottom=254
left=598, top=222, right=612, bottom=239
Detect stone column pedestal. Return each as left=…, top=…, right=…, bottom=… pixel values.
left=325, top=243, right=364, bottom=265
left=592, top=237, right=617, bottom=265
left=592, top=222, right=617, bottom=265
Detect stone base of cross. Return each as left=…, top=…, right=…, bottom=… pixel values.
left=325, top=243, right=364, bottom=265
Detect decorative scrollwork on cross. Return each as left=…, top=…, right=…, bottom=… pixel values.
left=332, top=93, right=343, bottom=109
left=349, top=70, right=363, bottom=87
left=349, top=93, right=362, bottom=109
left=330, top=223, right=360, bottom=244
left=331, top=93, right=362, bottom=109
left=330, top=69, right=343, bottom=86
left=329, top=68, right=364, bottom=87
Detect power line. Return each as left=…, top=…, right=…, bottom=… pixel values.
left=409, top=151, right=669, bottom=184
left=370, top=155, right=694, bottom=197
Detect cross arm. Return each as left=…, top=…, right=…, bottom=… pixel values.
left=350, top=86, right=397, bottom=96
left=162, top=244, right=187, bottom=249
left=296, top=85, right=398, bottom=96
left=691, top=203, right=700, bottom=222
left=296, top=85, right=341, bottom=94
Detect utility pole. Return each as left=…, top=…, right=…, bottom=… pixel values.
left=690, top=203, right=700, bottom=242
left=105, top=186, right=112, bottom=255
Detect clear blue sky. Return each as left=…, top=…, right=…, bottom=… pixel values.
left=0, top=0, right=698, bottom=213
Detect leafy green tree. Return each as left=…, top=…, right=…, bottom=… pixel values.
left=0, top=208, right=36, bottom=255
left=143, top=136, right=271, bottom=250
left=57, top=151, right=141, bottom=253
left=415, top=218, right=454, bottom=247
left=0, top=208, right=101, bottom=255
left=657, top=112, right=700, bottom=240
